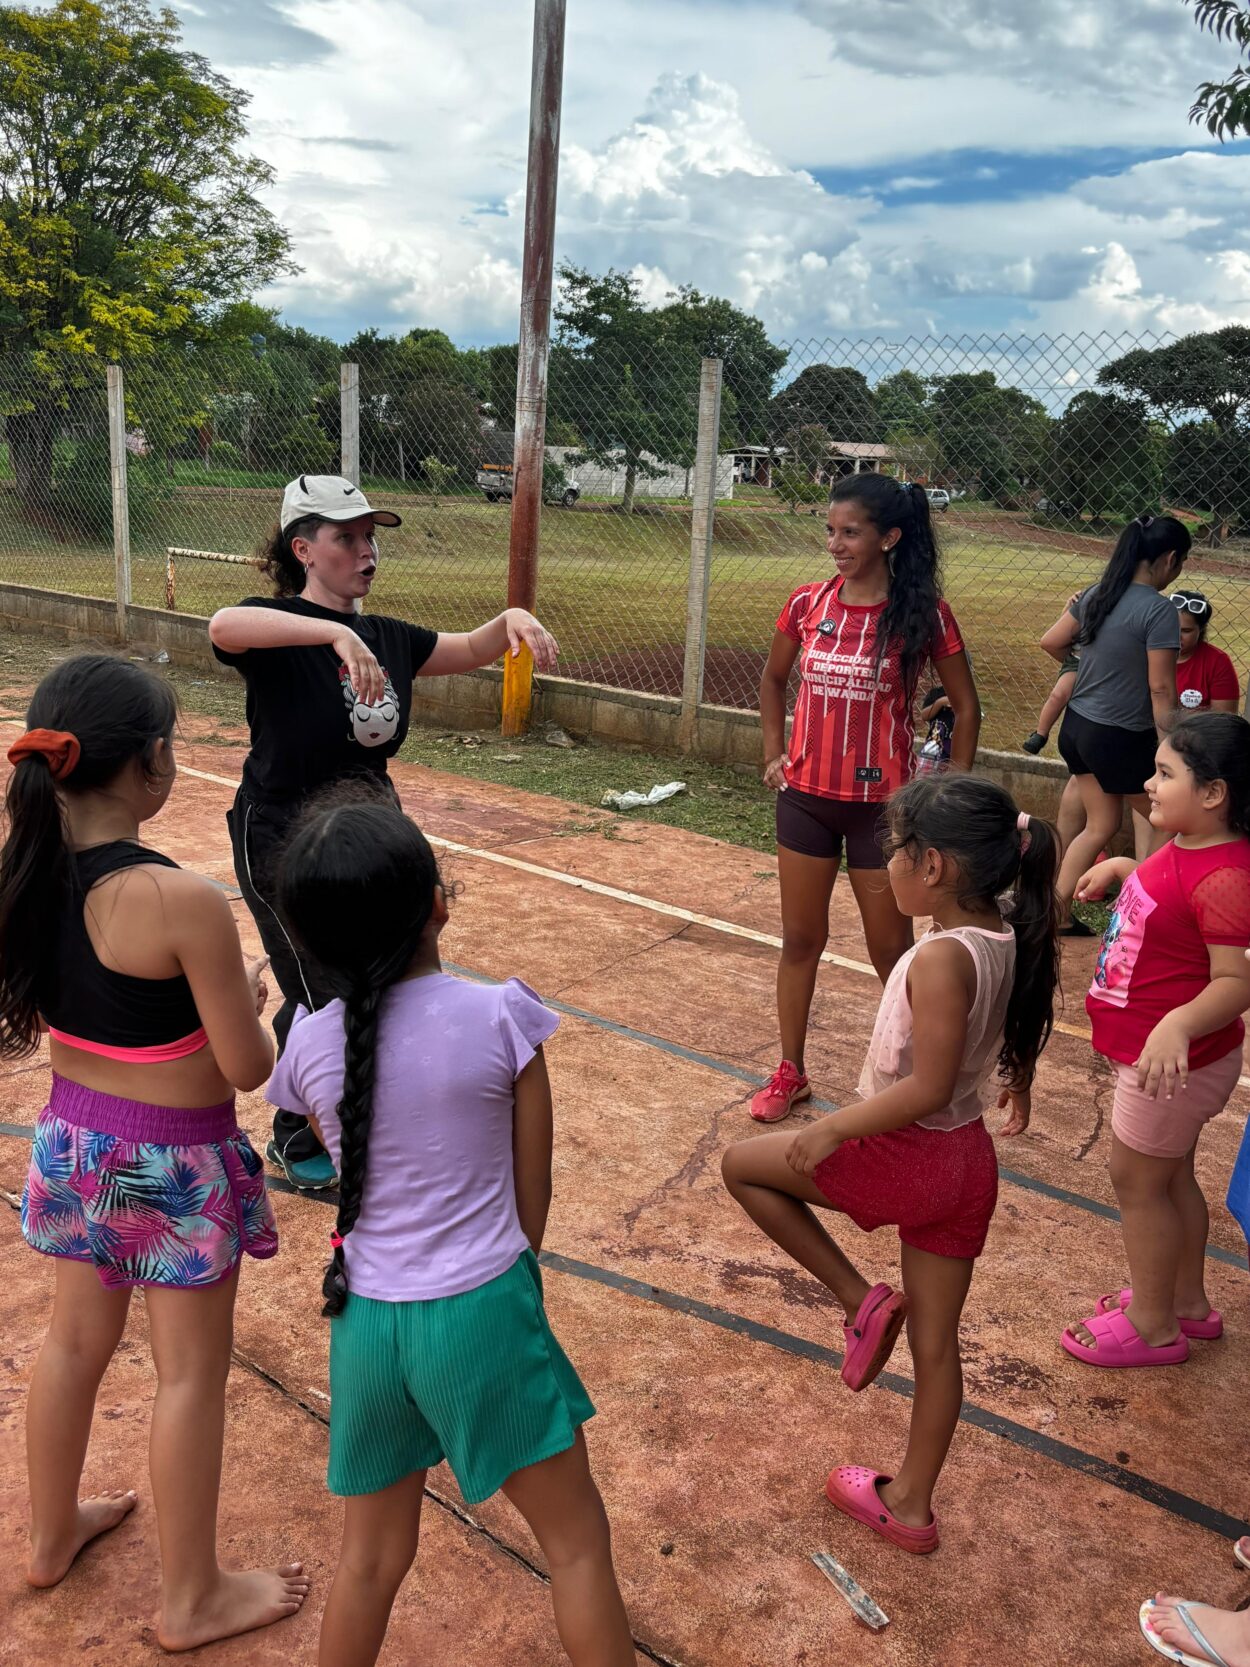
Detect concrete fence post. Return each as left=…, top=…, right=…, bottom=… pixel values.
left=678, top=357, right=723, bottom=752
left=340, top=363, right=360, bottom=485
left=106, top=364, right=131, bottom=639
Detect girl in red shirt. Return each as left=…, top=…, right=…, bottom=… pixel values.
left=1064, top=712, right=1250, bottom=1369
left=1170, top=588, right=1240, bottom=714
left=753, top=475, right=980, bottom=1122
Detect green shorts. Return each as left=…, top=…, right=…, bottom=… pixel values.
left=327, top=1250, right=595, bottom=1504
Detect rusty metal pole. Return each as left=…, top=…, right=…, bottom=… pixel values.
left=501, top=0, right=566, bottom=737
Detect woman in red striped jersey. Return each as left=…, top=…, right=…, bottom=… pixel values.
left=752, top=475, right=981, bottom=1123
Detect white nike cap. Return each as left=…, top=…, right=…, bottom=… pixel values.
left=280, top=474, right=402, bottom=532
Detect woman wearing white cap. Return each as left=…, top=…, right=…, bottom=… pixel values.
left=209, top=474, right=558, bottom=1191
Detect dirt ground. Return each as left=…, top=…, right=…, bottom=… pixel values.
left=2, top=699, right=1249, bottom=1667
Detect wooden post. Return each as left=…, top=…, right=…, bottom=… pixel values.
left=106, top=365, right=131, bottom=640
left=340, top=363, right=360, bottom=485
left=502, top=0, right=566, bottom=738
left=678, top=358, right=723, bottom=752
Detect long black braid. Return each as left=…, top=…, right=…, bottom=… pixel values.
left=829, top=474, right=943, bottom=702
left=274, top=784, right=442, bottom=1318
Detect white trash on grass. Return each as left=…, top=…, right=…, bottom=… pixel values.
left=600, top=781, right=687, bottom=811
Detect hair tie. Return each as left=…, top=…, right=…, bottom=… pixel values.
left=1016, top=809, right=1031, bottom=852
left=7, top=728, right=80, bottom=782
left=1136, top=513, right=1155, bottom=529
left=330, top=1230, right=345, bottom=1249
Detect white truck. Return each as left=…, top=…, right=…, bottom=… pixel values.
left=477, top=462, right=580, bottom=507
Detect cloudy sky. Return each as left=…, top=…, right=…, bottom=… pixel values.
left=171, top=0, right=1250, bottom=352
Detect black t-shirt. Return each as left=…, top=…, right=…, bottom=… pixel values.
left=213, top=596, right=438, bottom=805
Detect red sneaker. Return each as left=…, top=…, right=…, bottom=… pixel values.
left=749, top=1060, right=811, bottom=1122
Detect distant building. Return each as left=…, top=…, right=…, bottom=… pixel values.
left=732, top=440, right=896, bottom=489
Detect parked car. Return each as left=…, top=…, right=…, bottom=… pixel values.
left=925, top=488, right=950, bottom=512
left=476, top=463, right=580, bottom=507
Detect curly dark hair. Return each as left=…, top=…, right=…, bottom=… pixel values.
left=829, top=474, right=944, bottom=699
left=255, top=514, right=329, bottom=598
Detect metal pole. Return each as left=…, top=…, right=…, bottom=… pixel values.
left=340, top=362, right=360, bottom=485
left=502, top=0, right=566, bottom=738
left=678, top=358, right=724, bottom=752
left=106, top=365, right=131, bottom=640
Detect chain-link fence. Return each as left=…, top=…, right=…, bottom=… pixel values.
left=2, top=330, right=1248, bottom=752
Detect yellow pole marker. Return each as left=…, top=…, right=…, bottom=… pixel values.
left=501, top=640, right=534, bottom=737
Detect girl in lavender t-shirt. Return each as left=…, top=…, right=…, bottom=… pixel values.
left=268, top=793, right=634, bottom=1667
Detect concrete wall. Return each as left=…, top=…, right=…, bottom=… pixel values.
left=0, top=580, right=1071, bottom=816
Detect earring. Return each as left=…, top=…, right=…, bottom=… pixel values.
left=144, top=777, right=164, bottom=797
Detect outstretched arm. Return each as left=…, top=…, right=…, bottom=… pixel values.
left=421, top=610, right=559, bottom=677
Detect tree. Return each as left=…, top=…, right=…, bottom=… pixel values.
left=875, top=370, right=929, bottom=436
left=1043, top=391, right=1162, bottom=520
left=926, top=372, right=1050, bottom=502
left=768, top=364, right=878, bottom=444
left=1185, top=0, right=1250, bottom=138
left=1100, top=328, right=1250, bottom=541
left=0, top=0, right=295, bottom=514
left=775, top=425, right=830, bottom=514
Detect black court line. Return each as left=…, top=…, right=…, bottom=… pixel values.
left=3, top=1148, right=1240, bottom=1543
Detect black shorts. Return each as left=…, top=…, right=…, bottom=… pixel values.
left=776, top=787, right=887, bottom=869
left=1057, top=708, right=1158, bottom=797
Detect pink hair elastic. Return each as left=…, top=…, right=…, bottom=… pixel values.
left=1016, top=810, right=1031, bottom=852
left=330, top=1231, right=345, bottom=1249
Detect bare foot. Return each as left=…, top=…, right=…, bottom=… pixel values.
left=1148, top=1594, right=1250, bottom=1667
left=27, top=1490, right=138, bottom=1588
left=157, top=1565, right=310, bottom=1653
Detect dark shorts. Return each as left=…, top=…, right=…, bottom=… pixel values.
left=1057, top=708, right=1157, bottom=797
left=812, top=1117, right=999, bottom=1261
left=1059, top=651, right=1080, bottom=678
left=776, top=788, right=887, bottom=869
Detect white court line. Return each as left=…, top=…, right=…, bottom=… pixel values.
left=7, top=733, right=1247, bottom=1092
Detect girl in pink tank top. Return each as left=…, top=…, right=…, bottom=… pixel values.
left=723, top=775, right=1061, bottom=1555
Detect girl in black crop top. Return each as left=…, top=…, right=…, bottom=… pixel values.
left=4, top=654, right=309, bottom=1648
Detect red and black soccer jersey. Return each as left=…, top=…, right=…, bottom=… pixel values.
left=776, top=578, right=965, bottom=802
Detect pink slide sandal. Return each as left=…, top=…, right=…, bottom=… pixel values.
left=1062, top=1307, right=1190, bottom=1368
left=1095, top=1289, right=1223, bottom=1341
left=841, top=1283, right=908, bottom=1393
left=826, top=1466, right=939, bottom=1555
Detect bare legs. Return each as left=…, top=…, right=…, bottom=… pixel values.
left=26, top=1259, right=137, bottom=1586
left=145, top=1271, right=309, bottom=1651
left=26, top=1260, right=306, bottom=1645
left=722, top=1134, right=973, bottom=1528
left=775, top=849, right=910, bottom=1074
left=1055, top=775, right=1127, bottom=920
left=1034, top=670, right=1077, bottom=742
left=319, top=1436, right=633, bottom=1667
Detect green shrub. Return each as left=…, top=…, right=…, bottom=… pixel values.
left=207, top=439, right=242, bottom=470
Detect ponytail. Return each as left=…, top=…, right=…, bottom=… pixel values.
left=0, top=656, right=176, bottom=1059
left=830, top=474, right=942, bottom=699
left=275, top=789, right=443, bottom=1317
left=884, top=774, right=1060, bottom=1087
left=1000, top=812, right=1061, bottom=1088
left=322, top=983, right=382, bottom=1317
left=1079, top=514, right=1191, bottom=646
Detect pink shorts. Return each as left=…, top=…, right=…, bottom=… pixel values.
left=811, top=1116, right=999, bottom=1261
left=1110, top=1046, right=1243, bottom=1159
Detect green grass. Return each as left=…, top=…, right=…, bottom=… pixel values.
left=2, top=485, right=1248, bottom=752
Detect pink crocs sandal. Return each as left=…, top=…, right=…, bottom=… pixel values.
left=749, top=1060, right=811, bottom=1123
left=1061, top=1307, right=1190, bottom=1368
left=1095, top=1289, right=1223, bottom=1341
left=841, top=1283, right=908, bottom=1393
left=825, top=1465, right=939, bottom=1555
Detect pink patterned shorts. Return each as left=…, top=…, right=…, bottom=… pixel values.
left=21, top=1075, right=278, bottom=1290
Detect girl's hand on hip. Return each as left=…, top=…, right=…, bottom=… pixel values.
left=1135, top=1016, right=1191, bottom=1099
left=785, top=1120, right=839, bottom=1177
left=505, top=609, right=559, bottom=672
left=996, top=1085, right=1031, bottom=1136
left=331, top=628, right=386, bottom=707
left=763, top=754, right=791, bottom=791
left=246, top=954, right=271, bottom=1017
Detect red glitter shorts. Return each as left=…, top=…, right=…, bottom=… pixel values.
left=812, top=1116, right=999, bottom=1260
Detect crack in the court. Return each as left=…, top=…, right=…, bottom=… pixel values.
left=622, top=1089, right=752, bottom=1235
left=1075, top=1057, right=1113, bottom=1163
left=547, top=922, right=693, bottom=1001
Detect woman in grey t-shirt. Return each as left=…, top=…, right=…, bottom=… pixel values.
left=1040, top=514, right=1189, bottom=931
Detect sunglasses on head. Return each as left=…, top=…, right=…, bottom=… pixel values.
left=1170, top=594, right=1209, bottom=616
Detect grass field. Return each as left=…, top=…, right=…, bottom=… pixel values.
left=2, top=483, right=1248, bottom=751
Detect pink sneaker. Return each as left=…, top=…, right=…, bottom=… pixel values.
left=749, top=1060, right=811, bottom=1122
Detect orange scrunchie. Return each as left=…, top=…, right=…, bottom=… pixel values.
left=7, top=728, right=81, bottom=782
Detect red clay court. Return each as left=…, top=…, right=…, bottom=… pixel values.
left=3, top=696, right=1249, bottom=1666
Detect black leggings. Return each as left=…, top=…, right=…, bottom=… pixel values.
left=227, top=789, right=336, bottom=1163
